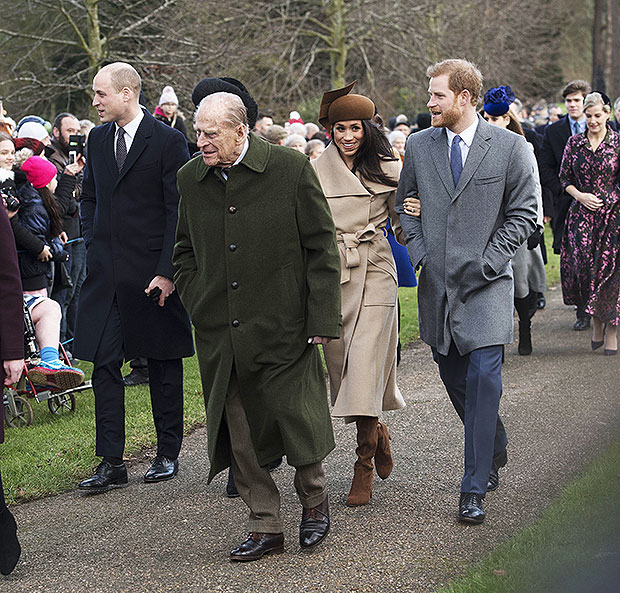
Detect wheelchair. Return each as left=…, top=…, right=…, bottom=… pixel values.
left=3, top=300, right=91, bottom=428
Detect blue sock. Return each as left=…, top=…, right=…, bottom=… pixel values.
left=40, top=346, right=59, bottom=363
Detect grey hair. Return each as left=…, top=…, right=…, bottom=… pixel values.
left=283, top=133, right=307, bottom=148
left=195, top=92, right=249, bottom=133
left=387, top=130, right=407, bottom=144
left=583, top=92, right=611, bottom=114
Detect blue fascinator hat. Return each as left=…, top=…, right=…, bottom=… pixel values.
left=483, top=85, right=516, bottom=116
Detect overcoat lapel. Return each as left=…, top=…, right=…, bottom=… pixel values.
left=429, top=127, right=454, bottom=197
left=452, top=116, right=491, bottom=202
left=103, top=124, right=118, bottom=180
left=452, top=116, right=491, bottom=201
left=116, top=111, right=153, bottom=184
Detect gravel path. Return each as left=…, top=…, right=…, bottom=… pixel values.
left=3, top=287, right=619, bottom=592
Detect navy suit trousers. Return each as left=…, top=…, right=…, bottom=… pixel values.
left=433, top=343, right=508, bottom=495
left=92, top=297, right=184, bottom=459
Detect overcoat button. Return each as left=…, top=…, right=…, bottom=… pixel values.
left=232, top=319, right=240, bottom=327
left=229, top=244, right=237, bottom=251
left=231, top=281, right=239, bottom=289
left=229, top=206, right=237, bottom=214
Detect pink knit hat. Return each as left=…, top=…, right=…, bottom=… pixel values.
left=21, top=156, right=57, bottom=189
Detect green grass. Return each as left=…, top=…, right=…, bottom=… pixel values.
left=543, top=222, right=561, bottom=287
left=399, top=286, right=419, bottom=346
left=439, top=438, right=620, bottom=593
left=1, top=357, right=206, bottom=504
left=0, top=230, right=558, bottom=504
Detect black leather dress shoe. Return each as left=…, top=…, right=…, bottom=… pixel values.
left=78, top=460, right=128, bottom=493
left=122, top=368, right=149, bottom=386
left=0, top=508, right=21, bottom=575
left=537, top=294, right=546, bottom=310
left=299, top=495, right=330, bottom=549
left=230, top=532, right=284, bottom=562
left=573, top=317, right=591, bottom=331
left=144, top=456, right=178, bottom=482
left=459, top=492, right=486, bottom=524
left=487, top=449, right=508, bottom=492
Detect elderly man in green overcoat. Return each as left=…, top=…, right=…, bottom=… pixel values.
left=174, top=92, right=341, bottom=562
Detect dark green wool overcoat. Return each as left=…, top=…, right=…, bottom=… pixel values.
left=174, top=133, right=342, bottom=482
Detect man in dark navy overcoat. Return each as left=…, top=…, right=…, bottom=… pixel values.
left=74, top=62, right=194, bottom=492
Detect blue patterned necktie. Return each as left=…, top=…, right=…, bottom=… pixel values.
left=450, top=134, right=463, bottom=186
left=116, top=127, right=127, bottom=172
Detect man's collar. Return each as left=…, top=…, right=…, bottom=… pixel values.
left=196, top=133, right=271, bottom=181
left=116, top=109, right=144, bottom=137
left=446, top=117, right=479, bottom=146
left=231, top=137, right=249, bottom=167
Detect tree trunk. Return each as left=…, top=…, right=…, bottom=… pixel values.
left=327, top=0, right=347, bottom=88
left=610, top=0, right=620, bottom=101
left=592, top=0, right=606, bottom=92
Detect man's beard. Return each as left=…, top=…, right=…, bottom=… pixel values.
left=432, top=101, right=462, bottom=129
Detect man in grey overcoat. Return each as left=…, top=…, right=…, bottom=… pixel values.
left=396, top=59, right=538, bottom=523
left=174, top=92, right=341, bottom=561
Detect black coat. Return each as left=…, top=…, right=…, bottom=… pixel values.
left=0, top=205, right=24, bottom=444
left=73, top=109, right=194, bottom=362
left=539, top=115, right=573, bottom=252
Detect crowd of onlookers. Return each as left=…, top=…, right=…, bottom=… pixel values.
left=1, top=80, right=619, bottom=388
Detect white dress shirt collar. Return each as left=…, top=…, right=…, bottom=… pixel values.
left=115, top=109, right=144, bottom=153
left=446, top=118, right=478, bottom=165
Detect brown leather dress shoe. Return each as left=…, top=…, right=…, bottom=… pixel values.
left=230, top=532, right=284, bottom=562
left=299, top=495, right=330, bottom=549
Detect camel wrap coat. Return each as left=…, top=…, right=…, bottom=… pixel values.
left=174, top=134, right=342, bottom=482
left=312, top=142, right=406, bottom=420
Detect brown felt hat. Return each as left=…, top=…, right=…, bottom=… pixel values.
left=318, top=81, right=375, bottom=129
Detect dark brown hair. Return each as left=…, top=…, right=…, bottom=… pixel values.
left=561, top=80, right=591, bottom=99
left=37, top=186, right=63, bottom=237
left=334, top=116, right=398, bottom=187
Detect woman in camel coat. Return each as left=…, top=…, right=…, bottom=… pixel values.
left=312, top=82, right=405, bottom=506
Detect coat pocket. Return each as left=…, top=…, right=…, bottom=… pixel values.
left=280, top=262, right=304, bottom=322
left=363, top=248, right=397, bottom=306
left=474, top=175, right=504, bottom=185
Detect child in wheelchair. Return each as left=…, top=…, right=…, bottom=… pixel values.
left=23, top=295, right=84, bottom=390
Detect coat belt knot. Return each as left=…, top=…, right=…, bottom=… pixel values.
left=337, top=223, right=378, bottom=283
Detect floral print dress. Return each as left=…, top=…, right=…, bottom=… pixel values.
left=559, top=129, right=620, bottom=325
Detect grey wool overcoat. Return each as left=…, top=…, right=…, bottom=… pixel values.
left=395, top=116, right=538, bottom=356
left=174, top=133, right=342, bottom=482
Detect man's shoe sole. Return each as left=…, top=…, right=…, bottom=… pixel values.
left=78, top=481, right=129, bottom=494
left=144, top=471, right=178, bottom=483
left=229, top=545, right=284, bottom=562
left=458, top=514, right=485, bottom=524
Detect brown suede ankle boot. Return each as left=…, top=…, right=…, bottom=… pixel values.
left=375, top=421, right=394, bottom=479
left=346, top=416, right=379, bottom=506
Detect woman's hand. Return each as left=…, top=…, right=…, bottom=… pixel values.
left=37, top=245, right=52, bottom=261
left=576, top=191, right=603, bottom=211
left=403, top=196, right=421, bottom=217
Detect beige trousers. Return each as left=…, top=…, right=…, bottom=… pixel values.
left=224, top=370, right=327, bottom=533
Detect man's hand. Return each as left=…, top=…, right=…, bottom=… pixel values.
left=145, top=275, right=175, bottom=307
left=64, top=155, right=86, bottom=176
left=4, top=359, right=24, bottom=385
left=307, top=336, right=332, bottom=345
